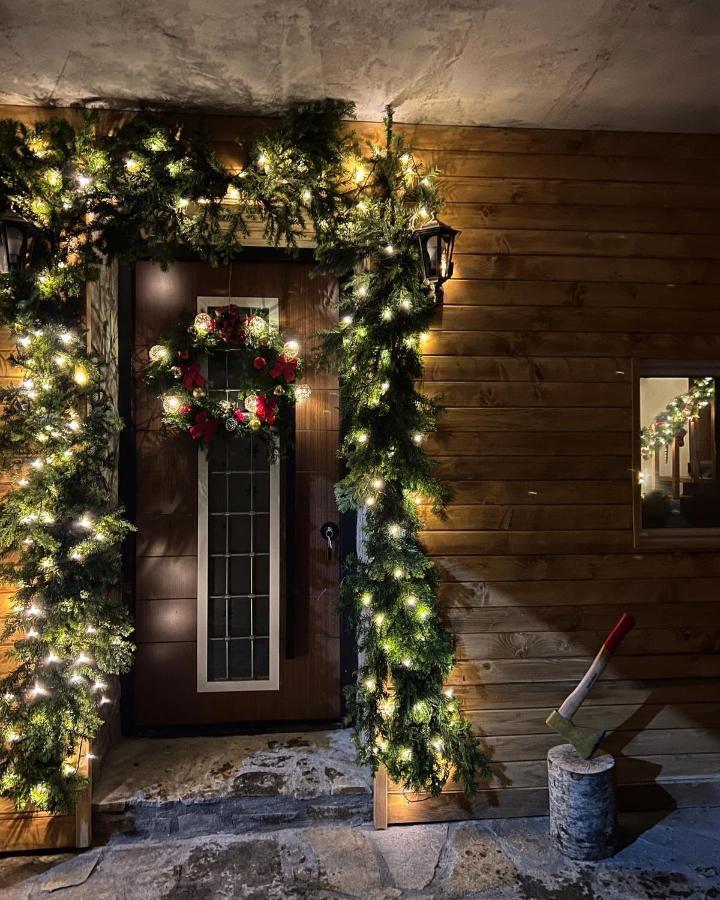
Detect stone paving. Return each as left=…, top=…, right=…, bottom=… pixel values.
left=2, top=807, right=720, bottom=898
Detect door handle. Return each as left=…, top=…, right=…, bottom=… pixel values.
left=320, top=522, right=340, bottom=560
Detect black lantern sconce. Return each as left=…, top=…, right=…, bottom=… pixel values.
left=0, top=217, right=32, bottom=273
left=415, top=217, right=460, bottom=299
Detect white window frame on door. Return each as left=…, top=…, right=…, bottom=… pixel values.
left=196, top=296, right=281, bottom=692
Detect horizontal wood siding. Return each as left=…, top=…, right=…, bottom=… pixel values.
left=385, top=123, right=720, bottom=824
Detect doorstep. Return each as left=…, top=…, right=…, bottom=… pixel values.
left=92, top=728, right=372, bottom=843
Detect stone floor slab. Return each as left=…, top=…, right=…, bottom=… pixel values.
left=368, top=823, right=447, bottom=891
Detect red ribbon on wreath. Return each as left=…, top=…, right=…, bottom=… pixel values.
left=256, top=394, right=278, bottom=425
left=181, top=361, right=206, bottom=390
left=189, top=410, right=218, bottom=442
left=269, top=354, right=297, bottom=383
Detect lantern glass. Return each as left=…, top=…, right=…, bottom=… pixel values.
left=0, top=221, right=29, bottom=273
left=415, top=218, right=459, bottom=293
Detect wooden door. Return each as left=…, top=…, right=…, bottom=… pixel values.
left=132, top=260, right=341, bottom=727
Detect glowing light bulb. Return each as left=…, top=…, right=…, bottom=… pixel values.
left=364, top=496, right=376, bottom=507
left=402, top=657, right=412, bottom=668
left=353, top=167, right=366, bottom=183
left=302, top=189, right=312, bottom=203
left=412, top=432, right=424, bottom=445
left=76, top=174, right=92, bottom=189
left=443, top=688, right=454, bottom=698
left=175, top=197, right=190, bottom=209
left=30, top=682, right=47, bottom=697
left=381, top=308, right=393, bottom=321
left=405, top=595, right=417, bottom=607
left=371, top=478, right=384, bottom=491
left=393, top=567, right=404, bottom=579
left=59, top=331, right=74, bottom=345
left=77, top=514, right=93, bottom=530
left=384, top=244, right=395, bottom=256
left=399, top=747, right=412, bottom=761
left=374, top=612, right=385, bottom=626
left=225, top=185, right=240, bottom=201
left=360, top=593, right=372, bottom=607
left=363, top=677, right=376, bottom=691
left=73, top=366, right=89, bottom=387
left=124, top=156, right=140, bottom=172
left=45, top=652, right=60, bottom=664
left=356, top=431, right=368, bottom=444
left=18, top=336, right=31, bottom=348
left=388, top=523, right=402, bottom=539
left=341, top=315, right=353, bottom=326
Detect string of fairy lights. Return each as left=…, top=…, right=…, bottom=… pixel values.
left=0, top=101, right=483, bottom=813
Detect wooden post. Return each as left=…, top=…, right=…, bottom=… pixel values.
left=373, top=765, right=388, bottom=830
left=547, top=744, right=616, bottom=861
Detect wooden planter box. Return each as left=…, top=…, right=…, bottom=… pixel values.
left=0, top=751, right=92, bottom=852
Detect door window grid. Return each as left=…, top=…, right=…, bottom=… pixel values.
left=206, top=317, right=270, bottom=682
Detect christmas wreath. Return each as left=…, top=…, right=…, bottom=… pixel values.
left=145, top=303, right=310, bottom=457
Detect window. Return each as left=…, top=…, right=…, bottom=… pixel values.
left=638, top=361, right=720, bottom=543
left=197, top=297, right=280, bottom=691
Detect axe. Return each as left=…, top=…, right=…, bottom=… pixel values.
left=546, top=612, right=636, bottom=758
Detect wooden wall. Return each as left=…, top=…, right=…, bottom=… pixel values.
left=380, top=124, right=720, bottom=823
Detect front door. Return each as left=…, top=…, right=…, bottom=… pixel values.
left=131, top=259, right=341, bottom=726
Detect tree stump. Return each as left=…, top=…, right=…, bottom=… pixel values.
left=547, top=743, right=616, bottom=860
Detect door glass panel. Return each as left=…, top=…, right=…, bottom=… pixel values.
left=203, top=310, right=275, bottom=683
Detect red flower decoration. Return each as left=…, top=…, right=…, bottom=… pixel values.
left=189, top=411, right=218, bottom=442
left=214, top=304, right=246, bottom=346
left=181, top=361, right=206, bottom=390
left=233, top=409, right=246, bottom=423
left=179, top=403, right=192, bottom=416
left=269, top=354, right=298, bottom=383
left=256, top=394, right=278, bottom=425
left=253, top=356, right=267, bottom=370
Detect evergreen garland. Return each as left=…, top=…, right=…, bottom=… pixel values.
left=0, top=99, right=484, bottom=812
left=641, top=377, right=715, bottom=458
left=317, top=109, right=487, bottom=794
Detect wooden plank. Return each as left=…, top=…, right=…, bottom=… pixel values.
left=423, top=380, right=631, bottom=407
left=424, top=151, right=720, bottom=184
left=421, top=504, right=632, bottom=531
left=354, top=121, right=720, bottom=158
left=453, top=254, right=720, bottom=284
left=434, top=481, right=632, bottom=505
left=442, top=279, right=720, bottom=309
left=452, top=728, right=720, bottom=763
left=438, top=177, right=720, bottom=208
left=425, top=330, right=720, bottom=358
left=451, top=678, right=720, bottom=710
left=437, top=409, right=631, bottom=433
left=437, top=577, right=720, bottom=608
left=435, top=458, right=632, bottom=481
left=373, top=766, right=388, bottom=830
left=454, top=628, right=720, bottom=660
left=433, top=552, right=720, bottom=583
left=437, top=306, right=720, bottom=334
left=423, top=357, right=631, bottom=383
left=423, top=530, right=631, bottom=555
left=464, top=704, right=720, bottom=736
left=427, top=432, right=631, bottom=458
left=389, top=753, right=720, bottom=792
left=386, top=779, right=720, bottom=825
left=442, top=601, right=720, bottom=632
left=449, top=655, right=720, bottom=686
left=444, top=204, right=720, bottom=234
left=453, top=229, right=720, bottom=259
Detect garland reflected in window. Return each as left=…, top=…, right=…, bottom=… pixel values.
left=639, top=364, right=720, bottom=538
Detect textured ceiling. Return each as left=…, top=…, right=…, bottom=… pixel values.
left=1, top=0, right=719, bottom=132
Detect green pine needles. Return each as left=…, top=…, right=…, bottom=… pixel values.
left=318, top=109, right=488, bottom=794
left=0, top=100, right=484, bottom=813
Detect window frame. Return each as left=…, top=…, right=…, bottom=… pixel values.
left=633, top=358, right=720, bottom=549
left=196, top=296, right=281, bottom=692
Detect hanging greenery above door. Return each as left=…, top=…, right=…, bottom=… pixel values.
left=0, top=100, right=486, bottom=812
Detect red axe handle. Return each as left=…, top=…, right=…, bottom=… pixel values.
left=558, top=612, right=636, bottom=721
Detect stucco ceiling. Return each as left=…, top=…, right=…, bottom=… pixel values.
left=1, top=0, right=719, bottom=132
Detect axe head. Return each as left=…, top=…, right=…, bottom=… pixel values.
left=545, top=709, right=605, bottom=759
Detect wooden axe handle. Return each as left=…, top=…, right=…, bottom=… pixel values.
left=558, top=612, right=635, bottom=720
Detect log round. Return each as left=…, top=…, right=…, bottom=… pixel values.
left=547, top=743, right=617, bottom=860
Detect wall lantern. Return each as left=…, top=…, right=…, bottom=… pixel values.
left=0, top=217, right=32, bottom=273
left=415, top=217, right=460, bottom=299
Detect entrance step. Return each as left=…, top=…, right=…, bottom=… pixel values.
left=92, top=729, right=372, bottom=842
